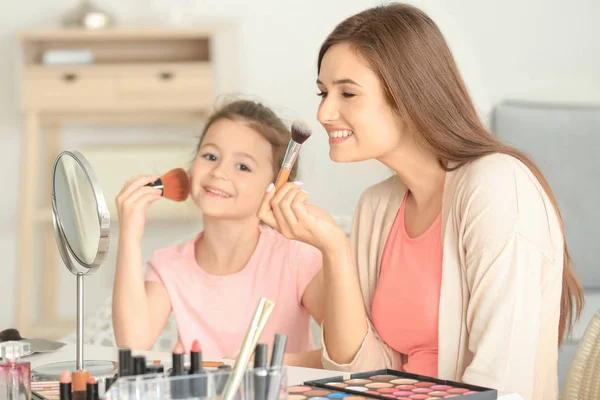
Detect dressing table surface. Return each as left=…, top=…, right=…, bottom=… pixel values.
left=26, top=344, right=523, bottom=399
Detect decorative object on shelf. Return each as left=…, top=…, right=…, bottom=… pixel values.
left=62, top=0, right=115, bottom=29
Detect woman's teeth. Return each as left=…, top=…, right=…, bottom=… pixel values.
left=205, top=188, right=231, bottom=197
left=329, top=130, right=354, bottom=138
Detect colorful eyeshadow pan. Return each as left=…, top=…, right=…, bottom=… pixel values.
left=289, top=396, right=307, bottom=400
left=447, top=388, right=469, bottom=394
left=390, top=379, right=418, bottom=385
left=413, top=388, right=433, bottom=393
left=396, top=385, right=417, bottom=390
left=327, top=394, right=347, bottom=399
left=327, top=383, right=349, bottom=388
left=345, top=386, right=370, bottom=392
left=376, top=388, right=397, bottom=393
left=408, top=395, right=429, bottom=399
left=430, top=386, right=452, bottom=391
left=290, top=386, right=313, bottom=393
left=394, top=391, right=413, bottom=396
left=429, top=392, right=449, bottom=396
left=366, top=383, right=394, bottom=389
left=345, top=397, right=367, bottom=400
left=415, top=382, right=435, bottom=388
left=304, top=390, right=332, bottom=396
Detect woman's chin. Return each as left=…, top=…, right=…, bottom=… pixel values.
left=329, top=148, right=363, bottom=163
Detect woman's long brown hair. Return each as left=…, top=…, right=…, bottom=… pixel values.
left=318, top=3, right=584, bottom=345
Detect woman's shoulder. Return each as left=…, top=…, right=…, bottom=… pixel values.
left=454, top=153, right=563, bottom=251
left=455, top=153, right=549, bottom=203
left=459, top=152, right=532, bottom=184
left=356, top=174, right=406, bottom=210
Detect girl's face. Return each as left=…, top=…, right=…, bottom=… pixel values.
left=190, top=118, right=274, bottom=220
left=317, top=42, right=407, bottom=163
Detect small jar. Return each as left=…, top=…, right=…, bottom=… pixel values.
left=0, top=341, right=32, bottom=400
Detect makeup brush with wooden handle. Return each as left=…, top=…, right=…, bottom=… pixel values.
left=274, top=120, right=312, bottom=190
left=146, top=168, right=190, bottom=202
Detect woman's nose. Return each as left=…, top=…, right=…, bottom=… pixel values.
left=317, top=97, right=340, bottom=124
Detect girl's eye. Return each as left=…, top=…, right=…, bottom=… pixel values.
left=342, top=92, right=355, bottom=98
left=237, top=164, right=251, bottom=172
left=316, top=91, right=327, bottom=98
left=202, top=153, right=217, bottom=161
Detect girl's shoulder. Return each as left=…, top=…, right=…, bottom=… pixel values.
left=258, top=225, right=322, bottom=262
left=148, top=233, right=200, bottom=267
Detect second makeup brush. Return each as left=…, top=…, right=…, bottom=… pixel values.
left=274, top=120, right=312, bottom=190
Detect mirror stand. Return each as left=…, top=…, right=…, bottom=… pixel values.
left=31, top=150, right=117, bottom=381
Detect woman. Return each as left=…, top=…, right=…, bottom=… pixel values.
left=258, top=3, right=584, bottom=399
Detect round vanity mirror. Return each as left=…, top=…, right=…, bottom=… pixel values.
left=52, top=150, right=109, bottom=271
left=32, top=150, right=116, bottom=381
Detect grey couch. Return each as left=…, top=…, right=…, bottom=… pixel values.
left=492, top=101, right=600, bottom=390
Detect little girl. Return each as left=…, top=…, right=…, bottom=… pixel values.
left=112, top=100, right=324, bottom=367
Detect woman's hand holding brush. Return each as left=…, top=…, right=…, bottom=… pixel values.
left=258, top=182, right=346, bottom=254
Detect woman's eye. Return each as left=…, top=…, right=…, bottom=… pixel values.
left=317, top=91, right=328, bottom=98
left=237, top=164, right=251, bottom=172
left=342, top=92, right=355, bottom=98
left=202, top=153, right=217, bottom=161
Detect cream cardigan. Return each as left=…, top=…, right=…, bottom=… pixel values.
left=321, top=154, right=564, bottom=400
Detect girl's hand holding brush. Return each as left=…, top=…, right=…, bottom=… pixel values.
left=116, top=175, right=163, bottom=242
left=116, top=168, right=190, bottom=242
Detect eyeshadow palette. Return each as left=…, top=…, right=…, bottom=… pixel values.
left=304, top=369, right=497, bottom=400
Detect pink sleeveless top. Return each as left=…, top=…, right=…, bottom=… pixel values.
left=372, top=193, right=443, bottom=378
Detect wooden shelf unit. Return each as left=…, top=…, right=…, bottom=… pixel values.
left=16, top=27, right=217, bottom=339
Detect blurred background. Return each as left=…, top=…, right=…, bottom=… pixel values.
left=0, top=0, right=598, bottom=391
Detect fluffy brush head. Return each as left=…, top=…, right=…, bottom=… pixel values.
left=291, top=120, right=312, bottom=144
left=161, top=168, right=190, bottom=202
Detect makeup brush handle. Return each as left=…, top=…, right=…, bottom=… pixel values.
left=274, top=169, right=291, bottom=191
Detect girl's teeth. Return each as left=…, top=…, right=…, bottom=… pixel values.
left=206, top=188, right=230, bottom=197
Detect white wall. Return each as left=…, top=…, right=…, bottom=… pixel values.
left=0, top=0, right=598, bottom=331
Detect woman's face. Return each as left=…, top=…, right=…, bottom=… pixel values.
left=317, top=42, right=408, bottom=163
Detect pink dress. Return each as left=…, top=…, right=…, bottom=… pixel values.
left=145, top=224, right=322, bottom=359
left=372, top=194, right=443, bottom=377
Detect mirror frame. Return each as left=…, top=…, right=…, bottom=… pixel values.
left=51, top=150, right=110, bottom=275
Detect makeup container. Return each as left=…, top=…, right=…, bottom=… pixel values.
left=132, top=356, right=146, bottom=376
left=188, top=340, right=207, bottom=398
left=266, top=334, right=287, bottom=400
left=102, top=365, right=288, bottom=400
left=253, top=344, right=268, bottom=400
left=71, top=370, right=90, bottom=400
left=170, top=344, right=187, bottom=400
left=305, top=369, right=498, bottom=400
left=86, top=377, right=99, bottom=400
left=59, top=370, right=72, bottom=400
left=0, top=341, right=31, bottom=400
left=117, top=349, right=132, bottom=377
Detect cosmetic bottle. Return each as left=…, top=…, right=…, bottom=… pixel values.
left=0, top=341, right=32, bottom=400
